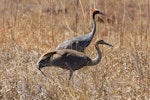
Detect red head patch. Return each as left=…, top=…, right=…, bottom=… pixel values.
left=92, top=9, right=99, bottom=14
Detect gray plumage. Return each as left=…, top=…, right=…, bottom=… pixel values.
left=56, top=9, right=105, bottom=52
left=37, top=40, right=113, bottom=80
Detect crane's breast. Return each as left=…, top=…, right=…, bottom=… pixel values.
left=62, top=51, right=91, bottom=70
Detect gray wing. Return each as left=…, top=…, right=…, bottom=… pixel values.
left=56, top=33, right=92, bottom=52
left=61, top=50, right=91, bottom=70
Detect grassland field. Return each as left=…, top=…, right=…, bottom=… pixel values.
left=0, top=0, right=149, bottom=99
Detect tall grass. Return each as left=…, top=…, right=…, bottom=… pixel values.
left=0, top=0, right=149, bottom=99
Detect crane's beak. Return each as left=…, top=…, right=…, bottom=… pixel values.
left=103, top=41, right=113, bottom=47
left=98, top=11, right=105, bottom=16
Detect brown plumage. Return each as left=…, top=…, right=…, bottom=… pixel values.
left=37, top=40, right=113, bottom=80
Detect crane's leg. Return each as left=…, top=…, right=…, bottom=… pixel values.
left=69, top=70, right=73, bottom=80
left=67, top=70, right=74, bottom=86
left=65, top=62, right=74, bottom=80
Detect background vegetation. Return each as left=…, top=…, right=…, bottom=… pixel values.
left=0, top=0, right=149, bottom=99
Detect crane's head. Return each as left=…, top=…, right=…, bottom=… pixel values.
left=96, top=40, right=113, bottom=47
left=93, top=9, right=105, bottom=16
left=37, top=52, right=56, bottom=70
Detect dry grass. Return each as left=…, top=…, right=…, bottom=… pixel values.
left=0, top=0, right=149, bottom=99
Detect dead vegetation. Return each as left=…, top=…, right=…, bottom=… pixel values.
left=0, top=0, right=149, bottom=99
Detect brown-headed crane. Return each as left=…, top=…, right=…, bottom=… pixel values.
left=37, top=40, right=113, bottom=80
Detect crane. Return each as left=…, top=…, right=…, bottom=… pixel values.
left=56, top=9, right=105, bottom=52
left=37, top=40, right=113, bottom=80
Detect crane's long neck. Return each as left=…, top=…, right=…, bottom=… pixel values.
left=90, top=16, right=96, bottom=38
left=88, top=43, right=102, bottom=66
